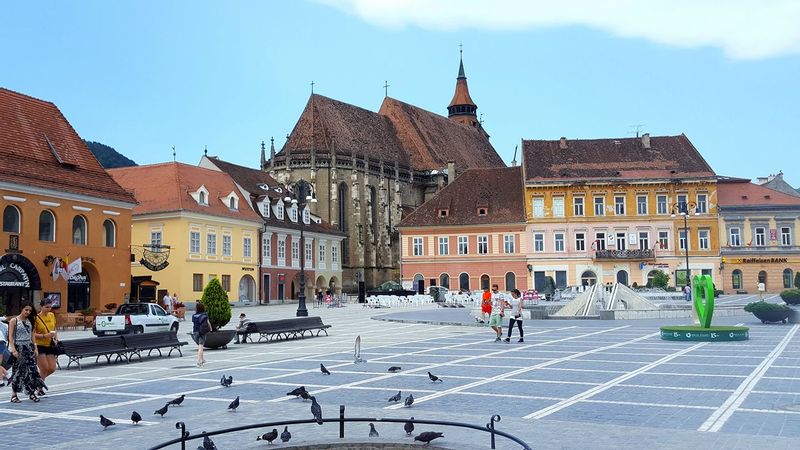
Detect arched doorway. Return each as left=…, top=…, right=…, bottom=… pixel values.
left=67, top=269, right=91, bottom=313
left=329, top=276, right=340, bottom=295
left=413, top=274, right=424, bottom=294
left=505, top=272, right=516, bottom=291
left=458, top=273, right=470, bottom=292
left=783, top=268, right=793, bottom=289
left=581, top=270, right=597, bottom=286
left=480, top=274, right=490, bottom=290
left=732, top=269, right=743, bottom=290
left=439, top=273, right=450, bottom=289
left=0, top=253, right=41, bottom=315
left=238, top=274, right=256, bottom=301
left=616, top=270, right=629, bottom=286
left=758, top=270, right=767, bottom=290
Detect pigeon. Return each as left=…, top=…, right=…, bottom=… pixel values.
left=131, top=411, right=142, bottom=425
left=388, top=366, right=402, bottom=373
left=154, top=404, right=169, bottom=417
left=320, top=363, right=331, bottom=375
left=202, top=433, right=217, bottom=450
left=99, top=415, right=115, bottom=429
left=310, top=397, right=323, bottom=425
left=256, top=428, right=278, bottom=444
left=428, top=371, right=442, bottom=383
left=404, top=393, right=414, bottom=407
left=369, top=423, right=380, bottom=438
left=220, top=375, right=233, bottom=387
left=387, top=390, right=402, bottom=403
left=228, top=395, right=240, bottom=412
left=414, top=431, right=444, bottom=446
left=280, top=426, right=291, bottom=443
left=167, top=394, right=185, bottom=407
left=299, top=390, right=313, bottom=402
left=287, top=386, right=307, bottom=397
left=404, top=417, right=415, bottom=436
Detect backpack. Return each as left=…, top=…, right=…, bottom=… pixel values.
left=198, top=313, right=211, bottom=335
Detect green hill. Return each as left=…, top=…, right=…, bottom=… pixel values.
left=84, top=140, right=137, bottom=169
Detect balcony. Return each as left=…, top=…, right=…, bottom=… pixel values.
left=594, top=249, right=655, bottom=260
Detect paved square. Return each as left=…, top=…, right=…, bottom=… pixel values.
left=2, top=299, right=799, bottom=449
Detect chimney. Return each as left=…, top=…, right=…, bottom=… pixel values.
left=641, top=133, right=651, bottom=149
left=447, top=161, right=456, bottom=185
left=559, top=137, right=567, bottom=149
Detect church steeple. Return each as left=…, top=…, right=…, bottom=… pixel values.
left=448, top=49, right=479, bottom=129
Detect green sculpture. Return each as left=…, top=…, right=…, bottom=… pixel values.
left=692, top=275, right=714, bottom=328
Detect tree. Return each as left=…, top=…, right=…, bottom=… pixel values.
left=651, top=270, right=670, bottom=289
left=794, top=272, right=800, bottom=289
left=201, top=277, right=231, bottom=331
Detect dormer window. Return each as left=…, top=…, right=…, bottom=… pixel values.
left=229, top=198, right=236, bottom=209
left=276, top=201, right=284, bottom=220
left=478, top=208, right=487, bottom=216
left=192, top=185, right=210, bottom=206
left=262, top=200, right=270, bottom=218
left=199, top=191, right=207, bottom=205
left=290, top=205, right=298, bottom=223
left=303, top=207, right=310, bottom=224
left=438, top=209, right=449, bottom=218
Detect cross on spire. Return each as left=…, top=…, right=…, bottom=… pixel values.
left=310, top=80, right=315, bottom=94
left=383, top=80, right=390, bottom=97
left=459, top=42, right=463, bottom=58
left=172, top=146, right=176, bottom=161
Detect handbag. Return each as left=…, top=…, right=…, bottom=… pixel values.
left=37, top=316, right=64, bottom=355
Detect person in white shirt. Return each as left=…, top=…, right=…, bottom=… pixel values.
left=489, top=285, right=509, bottom=342
left=757, top=281, right=766, bottom=301
left=504, top=289, right=524, bottom=343
left=162, top=293, right=173, bottom=312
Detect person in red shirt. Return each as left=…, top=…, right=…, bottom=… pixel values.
left=479, top=287, right=492, bottom=324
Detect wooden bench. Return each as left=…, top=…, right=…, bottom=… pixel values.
left=123, top=331, right=188, bottom=361
left=59, top=336, right=129, bottom=370
left=247, top=317, right=331, bottom=343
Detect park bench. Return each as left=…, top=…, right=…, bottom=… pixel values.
left=247, top=317, right=331, bottom=343
left=123, top=331, right=188, bottom=361
left=59, top=336, right=129, bottom=370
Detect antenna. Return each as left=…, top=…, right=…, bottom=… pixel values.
left=172, top=146, right=176, bottom=161
left=479, top=113, right=484, bottom=125
left=629, top=124, right=646, bottom=138
left=204, top=145, right=207, bottom=156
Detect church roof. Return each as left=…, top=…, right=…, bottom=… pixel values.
left=522, top=134, right=715, bottom=182
left=379, top=97, right=503, bottom=171
left=0, top=87, right=136, bottom=204
left=398, top=167, right=526, bottom=227
left=448, top=59, right=476, bottom=108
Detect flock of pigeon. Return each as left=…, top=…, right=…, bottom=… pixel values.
left=97, top=363, right=446, bottom=447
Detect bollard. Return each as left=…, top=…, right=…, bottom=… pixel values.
left=175, top=422, right=187, bottom=450
left=486, top=414, right=501, bottom=449
left=339, top=405, right=346, bottom=438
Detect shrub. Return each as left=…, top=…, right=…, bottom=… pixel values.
left=201, top=277, right=231, bottom=331
left=651, top=270, right=670, bottom=289
left=779, top=288, right=800, bottom=305
left=744, top=301, right=791, bottom=313
left=104, top=302, right=118, bottom=312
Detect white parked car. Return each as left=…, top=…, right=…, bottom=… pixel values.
left=93, top=303, right=179, bottom=336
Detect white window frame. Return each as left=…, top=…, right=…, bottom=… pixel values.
left=638, top=231, right=649, bottom=250
left=637, top=195, right=648, bottom=215
left=331, top=243, right=339, bottom=263
left=614, top=196, right=626, bottom=215
left=413, top=237, right=424, bottom=256
left=458, top=236, right=468, bottom=255
left=276, top=202, right=284, bottom=220
left=243, top=237, right=252, bottom=258
left=305, top=241, right=313, bottom=262
left=616, top=232, right=627, bottom=250
left=698, top=229, right=709, bottom=250
left=207, top=233, right=217, bottom=255
left=222, top=234, right=232, bottom=256
left=575, top=232, right=585, bottom=251
left=477, top=235, right=488, bottom=254
left=679, top=230, right=688, bottom=250
left=573, top=196, right=584, bottom=216
left=504, top=234, right=515, bottom=253
left=754, top=227, right=766, bottom=246
left=150, top=230, right=162, bottom=249
left=729, top=227, right=741, bottom=247
left=677, top=194, right=688, bottom=211
left=532, top=197, right=545, bottom=217
left=319, top=242, right=326, bottom=263
left=781, top=226, right=792, bottom=246
left=263, top=236, right=271, bottom=260
left=658, top=231, right=669, bottom=250
left=552, top=197, right=565, bottom=217
left=656, top=195, right=668, bottom=215
left=262, top=200, right=270, bottom=217
left=277, top=239, right=286, bottom=259
left=533, top=233, right=544, bottom=252
left=438, top=236, right=449, bottom=255
left=594, top=196, right=605, bottom=216
left=303, top=207, right=310, bottom=224
left=290, top=205, right=298, bottom=223
left=595, top=232, right=606, bottom=250
left=696, top=193, right=708, bottom=214
left=291, top=240, right=299, bottom=263
left=554, top=233, right=565, bottom=252
left=190, top=231, right=201, bottom=254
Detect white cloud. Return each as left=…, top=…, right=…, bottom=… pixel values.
left=318, top=0, right=800, bottom=59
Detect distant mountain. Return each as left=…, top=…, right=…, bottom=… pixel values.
left=84, top=140, right=137, bottom=169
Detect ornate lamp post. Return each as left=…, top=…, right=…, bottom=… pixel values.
left=284, top=179, right=317, bottom=317
left=671, top=200, right=698, bottom=287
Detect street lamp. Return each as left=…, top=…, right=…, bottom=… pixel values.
left=284, top=179, right=317, bottom=317
left=671, top=200, right=699, bottom=288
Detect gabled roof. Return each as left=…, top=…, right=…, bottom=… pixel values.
left=108, top=162, right=262, bottom=222
left=717, top=178, right=800, bottom=208
left=278, top=94, right=408, bottom=165
left=202, top=156, right=345, bottom=236
left=0, top=87, right=136, bottom=204
left=522, top=134, right=715, bottom=182
left=398, top=167, right=526, bottom=227
left=379, top=97, right=503, bottom=171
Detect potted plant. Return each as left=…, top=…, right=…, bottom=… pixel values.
left=779, top=288, right=800, bottom=306
left=199, top=278, right=235, bottom=349
left=80, top=307, right=97, bottom=329
left=173, top=301, right=186, bottom=320
left=744, top=301, right=792, bottom=324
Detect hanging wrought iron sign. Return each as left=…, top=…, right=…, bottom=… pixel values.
left=131, top=244, right=171, bottom=271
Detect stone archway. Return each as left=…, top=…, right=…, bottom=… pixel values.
left=238, top=274, right=256, bottom=301
left=0, top=253, right=41, bottom=315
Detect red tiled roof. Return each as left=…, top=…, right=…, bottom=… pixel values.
left=717, top=179, right=800, bottom=207
left=398, top=167, right=526, bottom=227
left=379, top=97, right=504, bottom=171
left=522, top=134, right=715, bottom=182
left=108, top=162, right=262, bottom=222
left=0, top=88, right=136, bottom=204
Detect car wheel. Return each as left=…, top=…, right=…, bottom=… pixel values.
left=171, top=323, right=179, bottom=333
left=133, top=326, right=144, bottom=334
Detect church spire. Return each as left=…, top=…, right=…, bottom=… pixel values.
left=448, top=47, right=479, bottom=129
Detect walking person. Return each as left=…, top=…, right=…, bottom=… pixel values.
left=479, top=287, right=492, bottom=324
left=0, top=315, right=11, bottom=386
left=489, top=285, right=507, bottom=341
left=191, top=302, right=212, bottom=367
left=33, top=299, right=58, bottom=396
left=162, top=292, right=173, bottom=314
left=504, top=289, right=524, bottom=343
left=8, top=303, right=45, bottom=403
left=757, top=280, right=766, bottom=301
left=683, top=284, right=691, bottom=302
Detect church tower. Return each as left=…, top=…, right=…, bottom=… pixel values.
left=447, top=52, right=480, bottom=130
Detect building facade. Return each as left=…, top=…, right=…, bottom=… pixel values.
left=109, top=163, right=262, bottom=304
left=0, top=88, right=136, bottom=316
left=200, top=156, right=345, bottom=303
left=399, top=167, right=529, bottom=293
left=717, top=178, right=800, bottom=293
left=522, top=134, right=721, bottom=290
left=265, top=56, right=505, bottom=293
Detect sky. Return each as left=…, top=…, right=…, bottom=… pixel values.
left=2, top=0, right=799, bottom=186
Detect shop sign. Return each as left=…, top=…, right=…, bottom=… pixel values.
left=730, top=257, right=788, bottom=264
left=0, top=261, right=31, bottom=288
left=68, top=273, right=89, bottom=284
left=242, top=267, right=255, bottom=271
left=140, top=258, right=169, bottom=271
left=7, top=234, right=20, bottom=252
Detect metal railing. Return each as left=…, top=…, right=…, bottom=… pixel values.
left=147, top=406, right=532, bottom=450
left=594, top=249, right=655, bottom=260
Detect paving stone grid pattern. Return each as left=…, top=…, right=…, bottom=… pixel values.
left=0, top=295, right=798, bottom=449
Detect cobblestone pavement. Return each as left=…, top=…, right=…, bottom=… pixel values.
left=1, top=298, right=799, bottom=449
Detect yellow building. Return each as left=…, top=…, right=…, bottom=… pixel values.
left=110, top=163, right=262, bottom=304
left=521, top=134, right=721, bottom=290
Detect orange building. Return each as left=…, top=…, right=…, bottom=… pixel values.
left=0, top=88, right=136, bottom=316
left=399, top=167, right=529, bottom=293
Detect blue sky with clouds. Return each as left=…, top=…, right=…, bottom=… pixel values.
left=2, top=1, right=798, bottom=185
